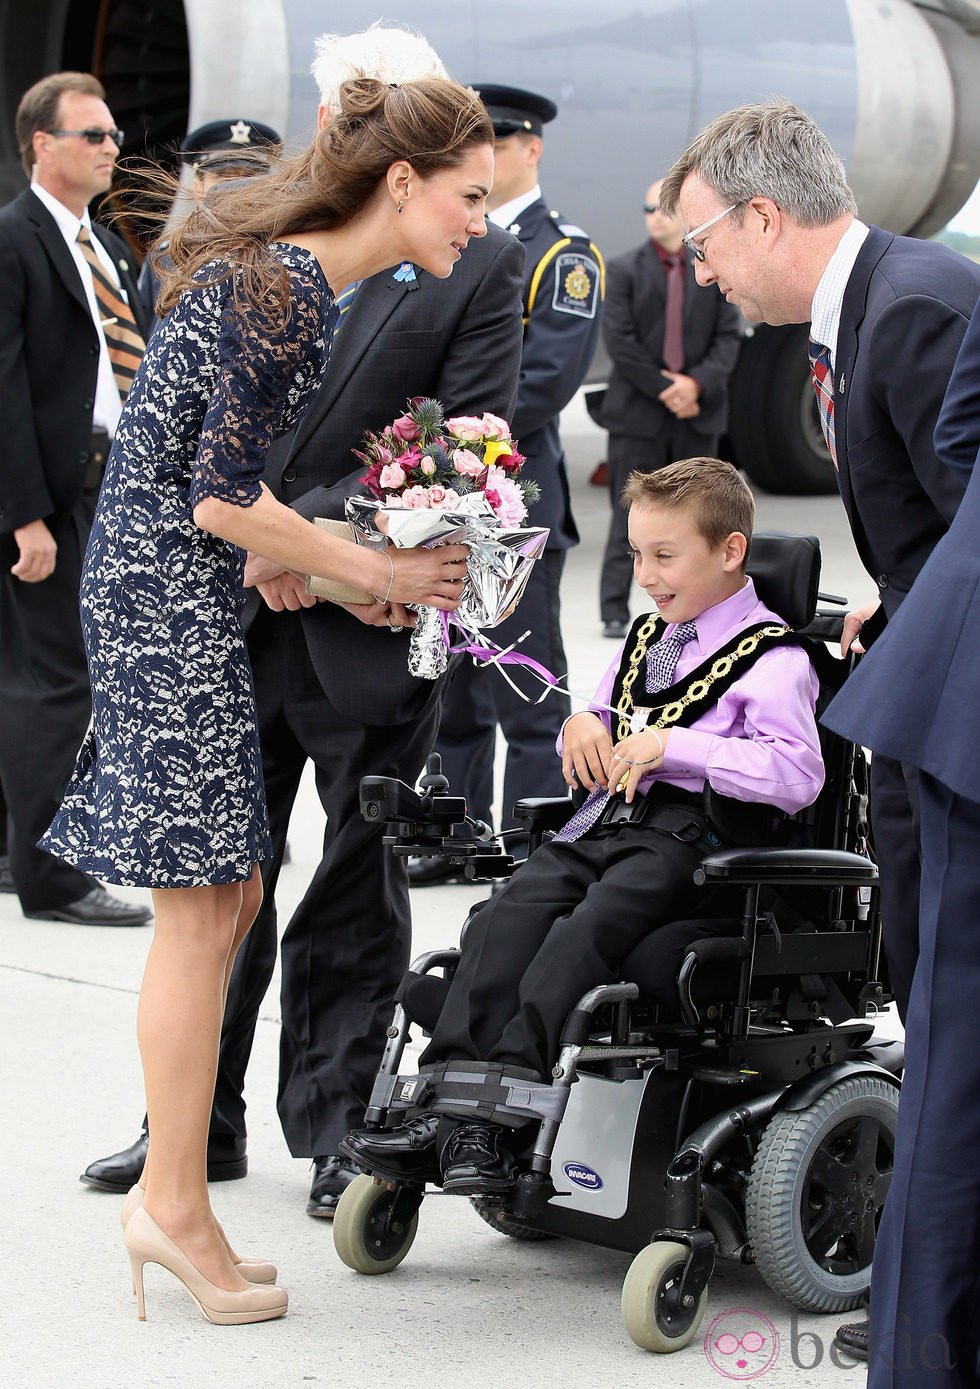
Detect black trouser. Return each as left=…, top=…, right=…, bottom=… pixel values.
left=600, top=426, right=718, bottom=625
left=0, top=502, right=98, bottom=911
left=869, top=753, right=921, bottom=1022
left=211, top=607, right=441, bottom=1157
left=432, top=550, right=570, bottom=832
left=419, top=797, right=712, bottom=1079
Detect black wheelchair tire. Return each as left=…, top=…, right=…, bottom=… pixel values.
left=469, top=1198, right=556, bottom=1241
left=745, top=1075, right=898, bottom=1311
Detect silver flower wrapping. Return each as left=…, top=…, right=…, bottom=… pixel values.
left=345, top=495, right=549, bottom=679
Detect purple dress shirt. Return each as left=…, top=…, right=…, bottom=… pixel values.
left=559, top=578, right=824, bottom=815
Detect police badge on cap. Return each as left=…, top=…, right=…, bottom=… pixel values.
left=180, top=119, right=282, bottom=175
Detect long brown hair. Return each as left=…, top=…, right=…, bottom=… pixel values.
left=155, top=76, right=492, bottom=320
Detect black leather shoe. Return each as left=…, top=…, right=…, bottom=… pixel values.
left=339, top=1114, right=441, bottom=1185
left=79, top=1129, right=247, bottom=1192
left=833, top=1320, right=869, bottom=1361
left=25, top=886, right=151, bottom=927
left=0, top=855, right=14, bottom=894
left=602, top=620, right=627, bottom=640
left=440, top=1121, right=515, bottom=1195
left=307, top=1155, right=362, bottom=1218
left=406, top=856, right=471, bottom=887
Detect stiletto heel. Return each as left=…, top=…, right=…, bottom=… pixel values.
left=129, top=1249, right=148, bottom=1321
left=120, top=1185, right=277, bottom=1283
left=123, top=1207, right=287, bottom=1325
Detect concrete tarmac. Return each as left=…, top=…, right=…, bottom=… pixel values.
left=0, top=401, right=884, bottom=1387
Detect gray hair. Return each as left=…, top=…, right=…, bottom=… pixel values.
left=660, top=98, right=856, bottom=228
left=311, top=22, right=448, bottom=113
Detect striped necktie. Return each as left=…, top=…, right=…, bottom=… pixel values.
left=554, top=620, right=699, bottom=842
left=808, top=338, right=837, bottom=468
left=332, top=280, right=359, bottom=338
left=76, top=225, right=144, bottom=402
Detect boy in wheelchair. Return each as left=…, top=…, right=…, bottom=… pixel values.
left=342, top=458, right=825, bottom=1196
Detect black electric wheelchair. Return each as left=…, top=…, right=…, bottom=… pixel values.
left=331, top=532, right=903, bottom=1354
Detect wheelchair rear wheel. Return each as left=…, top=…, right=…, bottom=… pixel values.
left=745, top=1075, right=898, bottom=1311
left=621, top=1240, right=709, bottom=1352
left=333, top=1174, right=420, bottom=1274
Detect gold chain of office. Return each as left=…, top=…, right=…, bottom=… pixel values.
left=615, top=619, right=791, bottom=743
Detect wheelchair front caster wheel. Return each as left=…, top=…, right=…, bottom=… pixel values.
left=333, top=1174, right=421, bottom=1274
left=621, top=1240, right=709, bottom=1352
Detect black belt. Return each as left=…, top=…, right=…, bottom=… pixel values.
left=595, top=781, right=705, bottom=830
left=83, top=428, right=111, bottom=492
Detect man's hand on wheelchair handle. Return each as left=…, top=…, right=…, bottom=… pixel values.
left=561, top=712, right=613, bottom=792
left=841, top=598, right=881, bottom=657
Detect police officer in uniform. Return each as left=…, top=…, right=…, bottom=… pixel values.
left=137, top=119, right=282, bottom=335
left=410, top=84, right=603, bottom=881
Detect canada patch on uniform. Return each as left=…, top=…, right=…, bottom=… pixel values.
left=552, top=252, right=600, bottom=319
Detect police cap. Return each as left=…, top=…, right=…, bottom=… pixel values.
left=471, top=84, right=557, bottom=138
left=180, top=119, right=282, bottom=175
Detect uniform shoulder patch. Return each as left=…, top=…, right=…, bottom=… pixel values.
left=552, top=251, right=600, bottom=319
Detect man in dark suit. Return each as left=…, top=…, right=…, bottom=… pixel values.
left=821, top=307, right=980, bottom=1387
left=411, top=84, right=603, bottom=880
left=661, top=96, right=980, bottom=1366
left=0, top=71, right=151, bottom=927
left=79, top=28, right=525, bottom=1213
left=596, top=178, right=741, bottom=638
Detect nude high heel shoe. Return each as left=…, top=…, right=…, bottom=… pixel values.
left=124, top=1206, right=288, bottom=1324
left=120, top=1185, right=277, bottom=1283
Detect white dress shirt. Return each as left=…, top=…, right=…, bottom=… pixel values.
left=809, top=218, right=870, bottom=372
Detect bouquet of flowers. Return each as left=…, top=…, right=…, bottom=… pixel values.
left=340, top=398, right=549, bottom=680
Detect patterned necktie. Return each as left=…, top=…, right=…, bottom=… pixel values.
left=332, top=280, right=359, bottom=338
left=662, top=251, right=686, bottom=374
left=554, top=620, right=699, bottom=842
left=808, top=338, right=837, bottom=468
left=76, top=225, right=144, bottom=401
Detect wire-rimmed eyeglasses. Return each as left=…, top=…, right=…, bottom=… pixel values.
left=681, top=202, right=744, bottom=261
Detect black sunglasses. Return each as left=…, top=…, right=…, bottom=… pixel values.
left=47, top=127, right=125, bottom=146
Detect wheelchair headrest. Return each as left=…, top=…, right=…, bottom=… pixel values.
left=746, top=532, right=820, bottom=630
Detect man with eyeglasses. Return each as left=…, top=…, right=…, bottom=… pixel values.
left=595, top=178, right=740, bottom=639
left=660, top=97, right=980, bottom=1377
left=0, top=71, right=151, bottom=927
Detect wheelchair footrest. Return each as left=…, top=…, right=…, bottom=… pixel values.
left=387, top=1060, right=571, bottom=1127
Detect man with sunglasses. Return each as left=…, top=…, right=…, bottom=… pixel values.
left=0, top=72, right=150, bottom=927
left=660, top=97, right=980, bottom=1375
left=595, top=178, right=740, bottom=639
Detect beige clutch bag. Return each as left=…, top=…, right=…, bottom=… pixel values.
left=305, top=518, right=375, bottom=605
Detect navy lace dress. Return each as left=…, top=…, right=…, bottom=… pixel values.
left=42, top=243, right=332, bottom=887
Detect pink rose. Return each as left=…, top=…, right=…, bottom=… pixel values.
left=379, top=462, right=406, bottom=489
left=446, top=415, right=485, bottom=442
left=391, top=414, right=421, bottom=442
left=481, top=412, right=512, bottom=441
left=383, top=493, right=407, bottom=508
left=400, top=486, right=430, bottom=509
left=426, top=486, right=462, bottom=510
left=485, top=468, right=528, bottom=526
left=420, top=456, right=437, bottom=477
left=452, top=448, right=486, bottom=478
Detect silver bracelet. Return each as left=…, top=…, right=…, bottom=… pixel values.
left=372, top=548, right=395, bottom=606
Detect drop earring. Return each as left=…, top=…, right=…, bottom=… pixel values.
left=397, top=199, right=404, bottom=214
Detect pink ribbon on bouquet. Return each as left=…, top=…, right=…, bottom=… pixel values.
left=438, top=611, right=565, bottom=705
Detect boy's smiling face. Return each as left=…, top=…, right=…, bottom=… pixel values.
left=628, top=501, right=747, bottom=624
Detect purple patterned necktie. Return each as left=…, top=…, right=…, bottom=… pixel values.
left=555, top=620, right=698, bottom=842
left=808, top=338, right=837, bottom=468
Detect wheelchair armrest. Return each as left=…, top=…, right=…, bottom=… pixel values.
left=678, top=938, right=751, bottom=1025
left=694, top=847, right=878, bottom=887
left=513, top=796, right=573, bottom=834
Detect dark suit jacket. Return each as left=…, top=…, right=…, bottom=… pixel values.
left=599, top=240, right=741, bottom=440
left=254, top=222, right=526, bottom=725
left=832, top=225, right=980, bottom=618
left=0, top=188, right=148, bottom=538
